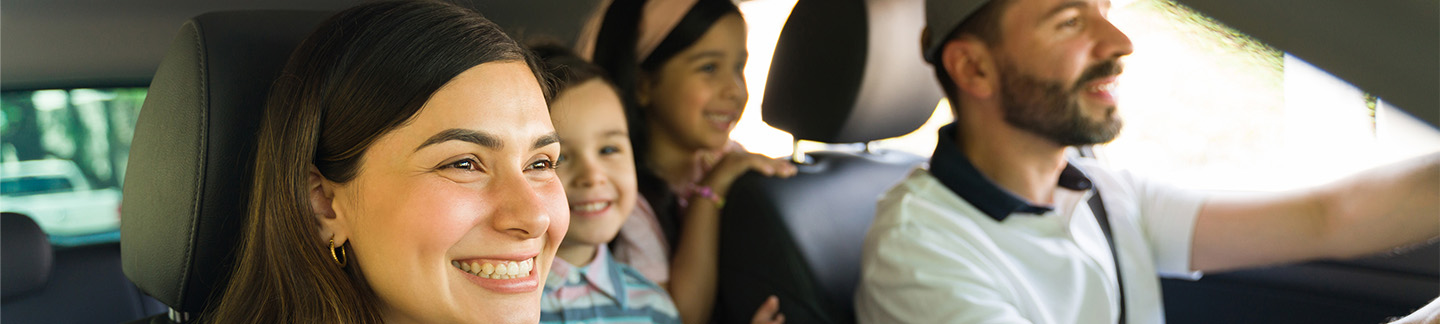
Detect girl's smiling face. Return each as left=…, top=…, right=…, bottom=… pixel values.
left=640, top=13, right=749, bottom=151
left=319, top=61, right=569, bottom=323
left=551, top=79, right=638, bottom=250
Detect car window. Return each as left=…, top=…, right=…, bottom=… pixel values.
left=1, top=87, right=145, bottom=246
left=730, top=0, right=1440, bottom=193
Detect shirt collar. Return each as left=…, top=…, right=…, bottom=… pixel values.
left=543, top=245, right=629, bottom=306
left=929, top=123, right=1095, bottom=222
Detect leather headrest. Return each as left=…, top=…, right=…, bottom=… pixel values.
left=761, top=0, right=941, bottom=144
left=2, top=212, right=52, bottom=300
left=120, top=10, right=329, bottom=314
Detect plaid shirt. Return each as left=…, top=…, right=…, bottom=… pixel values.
left=540, top=245, right=680, bottom=324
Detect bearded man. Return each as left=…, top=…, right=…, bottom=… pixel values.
left=854, top=0, right=1440, bottom=323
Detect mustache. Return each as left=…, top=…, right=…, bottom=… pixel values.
left=1072, top=60, right=1124, bottom=91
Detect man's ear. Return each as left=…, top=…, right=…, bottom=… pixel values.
left=308, top=165, right=347, bottom=244
left=941, top=36, right=998, bottom=100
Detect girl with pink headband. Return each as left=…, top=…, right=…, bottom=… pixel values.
left=580, top=0, right=796, bottom=323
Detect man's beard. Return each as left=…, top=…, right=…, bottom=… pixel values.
left=998, top=59, right=1125, bottom=146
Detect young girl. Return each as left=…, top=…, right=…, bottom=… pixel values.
left=533, top=43, right=680, bottom=324
left=581, top=0, right=795, bottom=323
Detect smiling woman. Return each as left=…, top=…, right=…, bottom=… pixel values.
left=204, top=1, right=568, bottom=323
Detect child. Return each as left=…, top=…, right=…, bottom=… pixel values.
left=535, top=43, right=681, bottom=324
left=581, top=0, right=795, bottom=323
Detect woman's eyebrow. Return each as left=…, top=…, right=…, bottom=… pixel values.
left=415, top=128, right=502, bottom=152
left=532, top=132, right=561, bottom=150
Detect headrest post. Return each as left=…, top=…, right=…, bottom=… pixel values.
left=791, top=139, right=809, bottom=165
left=169, top=308, right=191, bottom=323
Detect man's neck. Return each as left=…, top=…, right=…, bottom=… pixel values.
left=556, top=242, right=600, bottom=268
left=956, top=116, right=1069, bottom=206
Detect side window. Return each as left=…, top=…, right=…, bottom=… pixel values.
left=1, top=88, right=146, bottom=246
left=1098, top=0, right=1440, bottom=191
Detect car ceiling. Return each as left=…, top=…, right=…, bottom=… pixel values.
left=2, top=0, right=1435, bottom=127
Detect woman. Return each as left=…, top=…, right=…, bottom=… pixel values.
left=204, top=1, right=568, bottom=322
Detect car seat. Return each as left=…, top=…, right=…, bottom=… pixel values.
left=710, top=0, right=941, bottom=322
left=119, top=11, right=329, bottom=323
left=2, top=212, right=165, bottom=322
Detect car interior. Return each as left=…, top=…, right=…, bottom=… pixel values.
left=1, top=0, right=1436, bottom=323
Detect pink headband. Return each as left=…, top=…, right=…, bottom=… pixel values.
left=575, top=0, right=702, bottom=62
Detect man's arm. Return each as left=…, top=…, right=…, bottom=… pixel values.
left=1190, top=152, right=1440, bottom=272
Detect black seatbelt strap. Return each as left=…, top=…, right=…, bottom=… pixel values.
left=1088, top=191, right=1126, bottom=324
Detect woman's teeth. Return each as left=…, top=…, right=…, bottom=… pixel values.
left=572, top=201, right=610, bottom=213
left=452, top=257, right=535, bottom=280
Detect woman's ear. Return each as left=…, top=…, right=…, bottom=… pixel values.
left=308, top=166, right=347, bottom=244
left=941, top=36, right=998, bottom=100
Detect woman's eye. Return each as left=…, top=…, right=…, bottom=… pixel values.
left=445, top=158, right=480, bottom=171
left=527, top=158, right=557, bottom=171
left=599, top=146, right=620, bottom=155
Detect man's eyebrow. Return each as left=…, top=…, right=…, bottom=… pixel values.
left=533, top=132, right=561, bottom=150
left=415, top=128, right=502, bottom=152
left=1041, top=1, right=1089, bottom=22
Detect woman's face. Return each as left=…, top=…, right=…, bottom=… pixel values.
left=551, top=79, right=638, bottom=252
left=642, top=13, right=749, bottom=151
left=324, top=61, right=569, bottom=323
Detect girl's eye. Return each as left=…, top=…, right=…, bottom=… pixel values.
left=1060, top=17, right=1080, bottom=28
left=699, top=63, right=718, bottom=73
left=556, top=153, right=568, bottom=165
left=599, top=146, right=620, bottom=155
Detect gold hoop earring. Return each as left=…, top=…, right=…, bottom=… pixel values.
left=329, top=236, right=348, bottom=267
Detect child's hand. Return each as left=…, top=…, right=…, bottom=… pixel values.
left=750, top=295, right=785, bottom=324
left=701, top=151, right=798, bottom=197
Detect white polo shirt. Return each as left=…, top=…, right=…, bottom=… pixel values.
left=855, top=124, right=1206, bottom=324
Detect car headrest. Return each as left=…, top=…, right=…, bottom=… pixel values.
left=2, top=212, right=53, bottom=300
left=121, top=10, right=329, bottom=315
left=761, top=0, right=941, bottom=144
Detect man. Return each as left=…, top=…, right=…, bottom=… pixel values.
left=853, top=0, right=1440, bottom=323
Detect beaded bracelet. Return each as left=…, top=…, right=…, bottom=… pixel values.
left=692, top=186, right=725, bottom=209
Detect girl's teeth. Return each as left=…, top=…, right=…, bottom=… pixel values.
left=574, top=201, right=609, bottom=212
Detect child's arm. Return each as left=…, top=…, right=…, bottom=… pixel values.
left=665, top=150, right=795, bottom=324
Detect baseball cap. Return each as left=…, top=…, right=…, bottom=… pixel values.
left=922, top=0, right=992, bottom=64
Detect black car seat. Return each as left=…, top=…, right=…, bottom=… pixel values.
left=2, top=212, right=165, bottom=322
left=710, top=0, right=940, bottom=323
left=120, top=11, right=329, bottom=323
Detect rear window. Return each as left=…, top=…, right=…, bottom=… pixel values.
left=1, top=87, right=145, bottom=246
left=2, top=176, right=75, bottom=196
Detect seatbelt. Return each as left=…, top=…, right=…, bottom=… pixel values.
left=1088, top=191, right=1126, bottom=324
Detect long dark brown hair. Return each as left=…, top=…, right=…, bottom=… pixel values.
left=205, top=1, right=544, bottom=322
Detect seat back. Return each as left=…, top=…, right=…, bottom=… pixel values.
left=2, top=212, right=166, bottom=323
left=712, top=0, right=940, bottom=322
left=120, top=10, right=329, bottom=322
